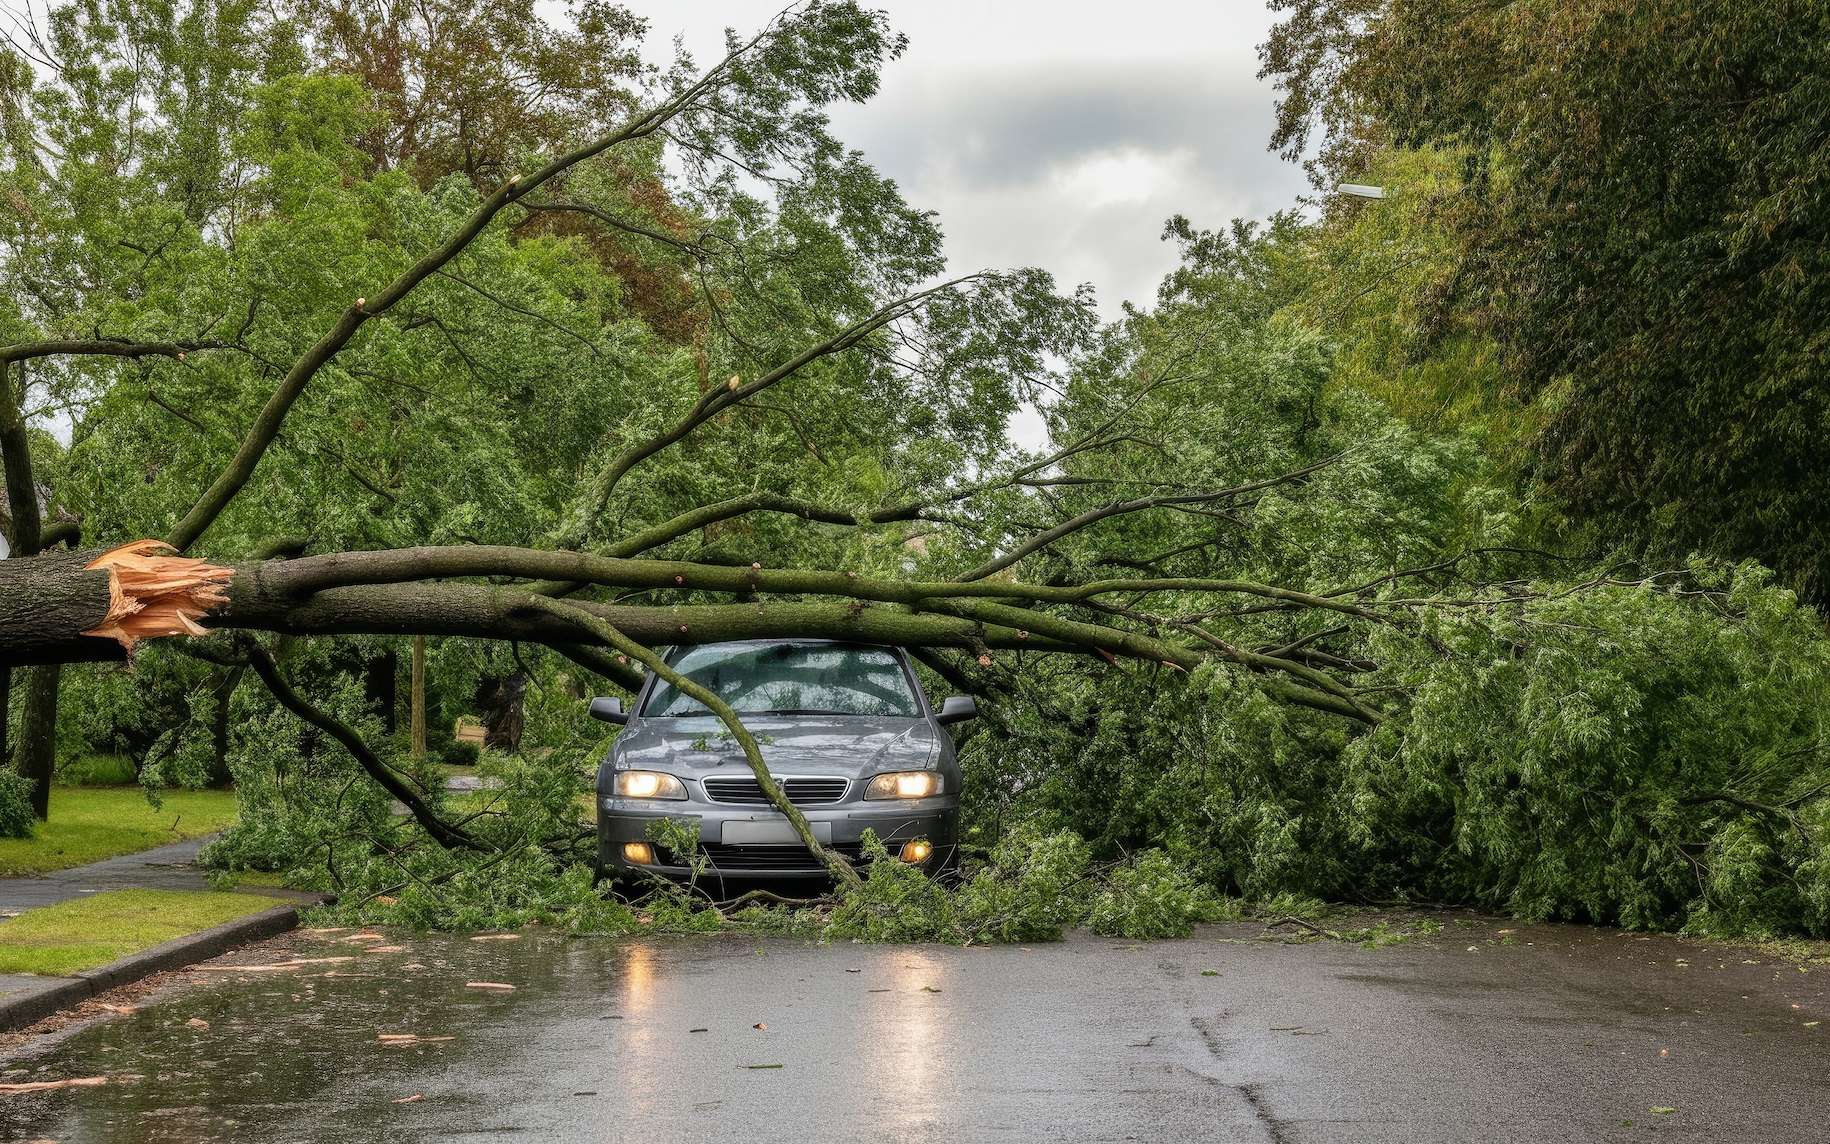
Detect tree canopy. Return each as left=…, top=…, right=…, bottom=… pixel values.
left=1261, top=0, right=1830, bottom=598
left=3, top=0, right=1828, bottom=940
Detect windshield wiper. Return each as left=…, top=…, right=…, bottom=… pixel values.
left=752, top=708, right=850, bottom=716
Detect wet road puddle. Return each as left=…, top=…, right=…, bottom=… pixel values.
left=0, top=920, right=1826, bottom=1143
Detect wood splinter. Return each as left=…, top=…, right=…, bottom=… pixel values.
left=81, top=540, right=235, bottom=651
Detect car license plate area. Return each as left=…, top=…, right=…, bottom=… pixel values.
left=721, top=819, right=833, bottom=845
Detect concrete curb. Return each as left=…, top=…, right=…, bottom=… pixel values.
left=0, top=902, right=306, bottom=1032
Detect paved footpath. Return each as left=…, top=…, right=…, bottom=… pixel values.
left=0, top=836, right=219, bottom=915
left=0, top=836, right=314, bottom=1021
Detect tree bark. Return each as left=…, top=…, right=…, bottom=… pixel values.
left=410, top=635, right=427, bottom=757
left=2, top=357, right=53, bottom=815
left=474, top=674, right=525, bottom=751
left=0, top=548, right=119, bottom=663
left=208, top=666, right=244, bottom=788
left=16, top=664, right=58, bottom=819
left=552, top=643, right=645, bottom=692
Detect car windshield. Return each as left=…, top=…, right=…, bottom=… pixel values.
left=642, top=643, right=919, bottom=718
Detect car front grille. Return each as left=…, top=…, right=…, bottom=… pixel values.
left=701, top=776, right=849, bottom=805
left=660, top=841, right=870, bottom=873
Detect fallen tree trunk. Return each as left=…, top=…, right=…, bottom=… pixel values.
left=0, top=543, right=234, bottom=665
left=0, top=543, right=1378, bottom=722
left=0, top=548, right=123, bottom=664
left=223, top=583, right=1078, bottom=656
left=1, top=553, right=1075, bottom=665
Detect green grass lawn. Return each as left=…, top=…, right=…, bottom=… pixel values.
left=0, top=787, right=240, bottom=878
left=0, top=888, right=277, bottom=976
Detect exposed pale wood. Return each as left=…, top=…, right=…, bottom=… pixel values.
left=80, top=541, right=234, bottom=651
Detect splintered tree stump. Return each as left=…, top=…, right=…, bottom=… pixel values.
left=0, top=541, right=233, bottom=664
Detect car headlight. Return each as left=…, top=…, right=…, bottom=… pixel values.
left=864, top=771, right=942, bottom=800
left=614, top=770, right=687, bottom=800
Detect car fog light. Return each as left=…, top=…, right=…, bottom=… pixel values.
left=899, top=840, right=933, bottom=864
left=623, top=841, right=656, bottom=865
left=864, top=770, right=942, bottom=800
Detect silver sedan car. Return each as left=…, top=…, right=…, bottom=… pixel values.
left=591, top=639, right=976, bottom=882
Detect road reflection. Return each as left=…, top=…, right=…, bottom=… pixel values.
left=867, top=948, right=944, bottom=1130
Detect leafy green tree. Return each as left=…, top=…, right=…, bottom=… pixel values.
left=1261, top=0, right=1830, bottom=597
left=4, top=0, right=1829, bottom=941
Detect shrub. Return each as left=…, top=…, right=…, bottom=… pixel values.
left=55, top=753, right=137, bottom=786
left=953, top=828, right=1094, bottom=943
left=0, top=769, right=36, bottom=839
left=439, top=739, right=481, bottom=767
left=1088, top=850, right=1235, bottom=939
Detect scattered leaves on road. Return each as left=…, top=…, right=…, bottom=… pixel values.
left=393, top=1094, right=423, bottom=1104
left=1649, top=1107, right=1677, bottom=1115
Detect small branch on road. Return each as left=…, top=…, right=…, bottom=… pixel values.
left=1262, top=916, right=1342, bottom=941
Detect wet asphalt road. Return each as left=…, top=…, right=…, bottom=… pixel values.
left=1, top=917, right=1826, bottom=1143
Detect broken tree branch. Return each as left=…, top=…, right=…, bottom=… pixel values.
left=0, top=543, right=234, bottom=663
left=161, top=23, right=784, bottom=554
left=956, top=452, right=1347, bottom=582
left=555, top=275, right=984, bottom=548
left=0, top=338, right=231, bottom=366
left=243, top=642, right=482, bottom=851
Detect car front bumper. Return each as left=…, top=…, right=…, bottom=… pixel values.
left=597, top=797, right=960, bottom=879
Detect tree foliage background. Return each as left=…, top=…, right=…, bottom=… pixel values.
left=3, top=0, right=1829, bottom=940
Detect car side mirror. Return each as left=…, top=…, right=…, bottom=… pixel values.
left=588, top=696, right=628, bottom=725
left=935, top=695, right=978, bottom=725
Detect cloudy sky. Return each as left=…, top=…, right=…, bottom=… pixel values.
left=621, top=1, right=1309, bottom=318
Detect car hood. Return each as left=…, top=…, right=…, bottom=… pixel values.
left=613, top=715, right=939, bottom=776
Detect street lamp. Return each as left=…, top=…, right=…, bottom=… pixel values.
left=1336, top=183, right=1386, bottom=199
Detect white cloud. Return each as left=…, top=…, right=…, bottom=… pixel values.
left=621, top=1, right=1306, bottom=315
left=1051, top=148, right=1195, bottom=209
left=616, top=1, right=1309, bottom=448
